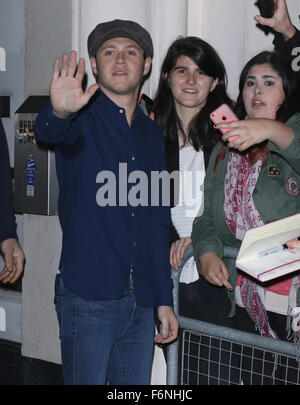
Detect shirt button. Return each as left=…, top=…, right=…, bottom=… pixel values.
left=119, top=109, right=124, bottom=114
left=45, top=122, right=49, bottom=126
left=132, top=156, right=135, bottom=161
left=132, top=213, right=135, bottom=217
left=133, top=242, right=137, bottom=246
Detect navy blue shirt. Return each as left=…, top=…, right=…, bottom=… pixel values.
left=35, top=90, right=173, bottom=308
left=0, top=119, right=17, bottom=243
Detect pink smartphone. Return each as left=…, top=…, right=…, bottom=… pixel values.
left=210, top=104, right=238, bottom=141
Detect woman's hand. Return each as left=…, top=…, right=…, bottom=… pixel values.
left=286, top=238, right=300, bottom=249
left=216, top=119, right=294, bottom=151
left=170, top=237, right=192, bottom=270
left=199, top=252, right=233, bottom=291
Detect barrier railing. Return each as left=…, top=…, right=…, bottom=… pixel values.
left=167, top=246, right=300, bottom=385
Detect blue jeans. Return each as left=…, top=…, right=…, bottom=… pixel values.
left=54, top=274, right=155, bottom=385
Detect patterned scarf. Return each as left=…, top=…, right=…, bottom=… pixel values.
left=224, top=151, right=300, bottom=343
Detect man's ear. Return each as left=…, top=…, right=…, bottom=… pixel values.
left=143, top=56, right=152, bottom=76
left=90, top=56, right=97, bottom=75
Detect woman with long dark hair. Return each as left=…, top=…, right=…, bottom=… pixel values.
left=152, top=37, right=237, bottom=385
left=153, top=37, right=235, bottom=327
left=192, top=50, right=300, bottom=384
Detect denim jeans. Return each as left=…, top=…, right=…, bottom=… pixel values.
left=54, top=274, right=155, bottom=385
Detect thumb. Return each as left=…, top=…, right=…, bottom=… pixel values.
left=82, top=83, right=99, bottom=105
left=87, top=83, right=99, bottom=97
left=254, top=15, right=274, bottom=27
left=3, top=250, right=13, bottom=272
left=160, top=318, right=170, bottom=339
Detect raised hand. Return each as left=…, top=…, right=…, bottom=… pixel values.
left=254, top=0, right=296, bottom=40
left=50, top=51, right=99, bottom=118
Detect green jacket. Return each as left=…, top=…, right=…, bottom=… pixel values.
left=192, top=113, right=300, bottom=317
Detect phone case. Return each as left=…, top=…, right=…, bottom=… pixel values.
left=210, top=104, right=238, bottom=140
left=256, top=0, right=275, bottom=18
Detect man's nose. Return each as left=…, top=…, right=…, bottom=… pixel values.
left=186, top=72, right=197, bottom=84
left=116, top=51, right=125, bottom=63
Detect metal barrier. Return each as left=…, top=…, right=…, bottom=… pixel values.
left=166, top=246, right=300, bottom=385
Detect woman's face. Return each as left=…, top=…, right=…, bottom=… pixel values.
left=242, top=63, right=285, bottom=120
left=167, top=55, right=218, bottom=114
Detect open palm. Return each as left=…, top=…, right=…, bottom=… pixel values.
left=50, top=51, right=99, bottom=118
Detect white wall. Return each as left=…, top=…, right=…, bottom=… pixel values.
left=20, top=0, right=73, bottom=362
left=188, top=0, right=300, bottom=99
left=25, top=0, right=74, bottom=96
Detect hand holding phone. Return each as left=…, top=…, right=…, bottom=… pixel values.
left=256, top=0, right=275, bottom=19
left=210, top=104, right=238, bottom=141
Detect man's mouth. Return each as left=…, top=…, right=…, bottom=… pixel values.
left=112, top=71, right=128, bottom=76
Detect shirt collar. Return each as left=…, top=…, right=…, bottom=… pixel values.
left=93, top=89, right=143, bottom=119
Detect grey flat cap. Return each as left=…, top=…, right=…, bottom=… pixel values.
left=88, top=19, right=153, bottom=59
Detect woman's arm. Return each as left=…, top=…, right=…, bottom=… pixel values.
left=216, top=118, right=294, bottom=151
left=191, top=143, right=232, bottom=290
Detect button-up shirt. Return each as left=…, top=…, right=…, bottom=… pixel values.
left=35, top=90, right=173, bottom=308
left=0, top=119, right=17, bottom=243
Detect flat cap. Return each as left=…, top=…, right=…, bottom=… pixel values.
left=88, top=19, right=153, bottom=59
